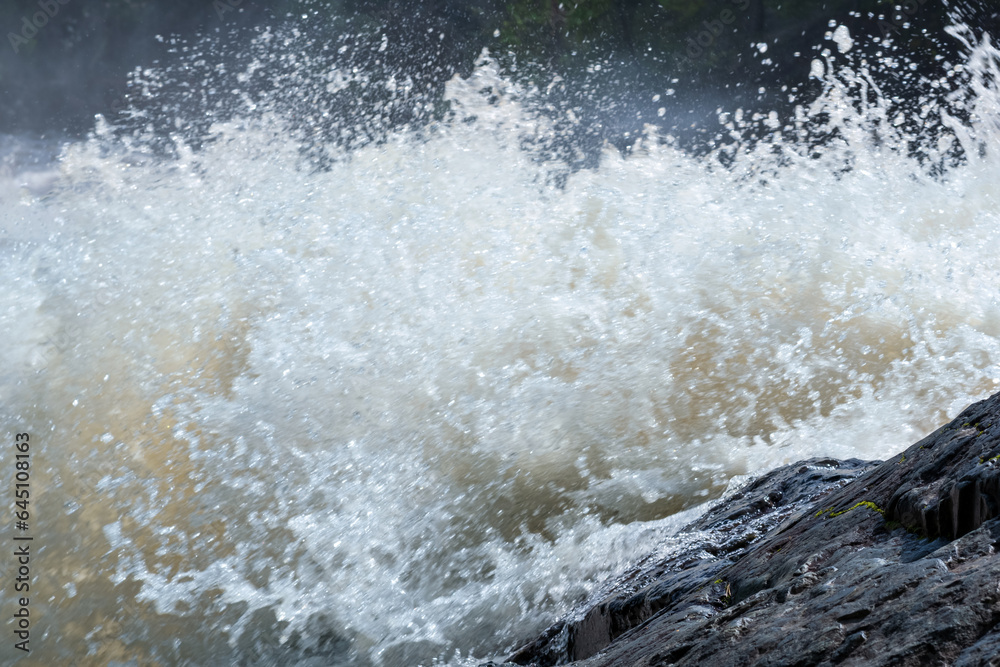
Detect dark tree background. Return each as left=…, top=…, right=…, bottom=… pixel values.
left=0, top=0, right=996, bottom=139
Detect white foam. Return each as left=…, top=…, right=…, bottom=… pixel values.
left=2, top=28, right=1000, bottom=667
left=833, top=25, right=854, bottom=54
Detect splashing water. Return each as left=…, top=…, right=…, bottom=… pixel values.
left=2, top=21, right=1000, bottom=667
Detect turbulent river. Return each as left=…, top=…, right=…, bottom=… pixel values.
left=2, top=19, right=1000, bottom=667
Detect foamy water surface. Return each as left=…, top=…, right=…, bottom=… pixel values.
left=2, top=22, right=1000, bottom=666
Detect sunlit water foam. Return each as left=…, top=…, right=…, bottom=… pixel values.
left=2, top=28, right=1000, bottom=667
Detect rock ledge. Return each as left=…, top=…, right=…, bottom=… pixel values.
left=500, top=392, right=1000, bottom=667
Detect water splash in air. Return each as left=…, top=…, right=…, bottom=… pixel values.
left=2, top=20, right=1000, bottom=667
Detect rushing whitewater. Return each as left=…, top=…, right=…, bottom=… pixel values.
left=2, top=21, right=1000, bottom=667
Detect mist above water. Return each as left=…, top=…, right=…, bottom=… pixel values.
left=2, top=18, right=1000, bottom=667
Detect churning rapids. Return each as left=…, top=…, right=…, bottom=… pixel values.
left=3, top=19, right=1000, bottom=667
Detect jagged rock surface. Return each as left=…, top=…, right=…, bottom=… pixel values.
left=502, top=392, right=1000, bottom=667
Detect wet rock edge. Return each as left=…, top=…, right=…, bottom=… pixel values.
left=497, top=391, right=1000, bottom=667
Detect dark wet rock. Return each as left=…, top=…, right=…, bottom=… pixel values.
left=502, top=458, right=878, bottom=666
left=501, top=392, right=1000, bottom=667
